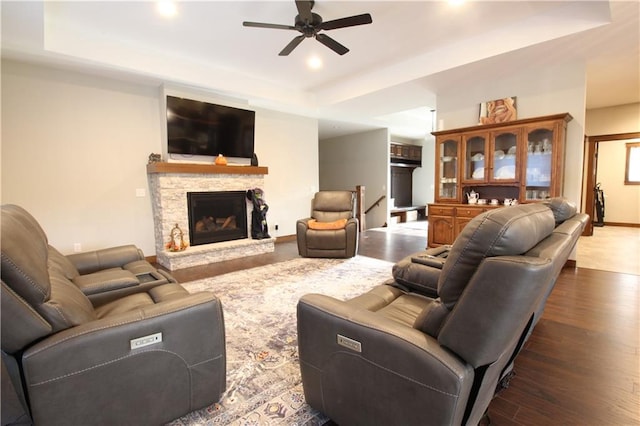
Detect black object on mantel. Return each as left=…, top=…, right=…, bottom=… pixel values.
left=251, top=153, right=259, bottom=166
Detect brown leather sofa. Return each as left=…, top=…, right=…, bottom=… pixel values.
left=1, top=204, right=226, bottom=425
left=296, top=191, right=359, bottom=258
left=297, top=199, right=588, bottom=425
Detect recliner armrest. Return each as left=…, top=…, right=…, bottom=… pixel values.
left=72, top=268, right=139, bottom=295
left=22, top=292, right=226, bottom=425
left=298, top=293, right=468, bottom=376
left=67, top=245, right=144, bottom=275
left=296, top=217, right=313, bottom=231
left=297, top=293, right=473, bottom=426
left=392, top=251, right=442, bottom=297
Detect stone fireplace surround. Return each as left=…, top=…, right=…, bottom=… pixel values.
left=147, top=162, right=275, bottom=270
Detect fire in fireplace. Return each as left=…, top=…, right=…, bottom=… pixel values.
left=187, top=191, right=248, bottom=246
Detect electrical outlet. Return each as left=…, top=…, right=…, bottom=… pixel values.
left=275, top=224, right=279, bottom=231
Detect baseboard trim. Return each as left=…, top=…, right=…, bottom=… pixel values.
left=146, top=255, right=157, bottom=264
left=602, top=222, right=640, bottom=228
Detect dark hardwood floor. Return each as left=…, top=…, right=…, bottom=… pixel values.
left=163, top=226, right=640, bottom=425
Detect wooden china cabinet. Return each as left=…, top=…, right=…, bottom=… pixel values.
left=428, top=113, right=572, bottom=247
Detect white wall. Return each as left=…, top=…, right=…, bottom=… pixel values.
left=1, top=60, right=318, bottom=254
left=435, top=61, right=587, bottom=207
left=585, top=103, right=640, bottom=135
left=256, top=108, right=319, bottom=237
left=319, top=129, right=389, bottom=228
left=413, top=137, right=435, bottom=207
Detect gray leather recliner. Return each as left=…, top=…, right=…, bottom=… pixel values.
left=297, top=199, right=588, bottom=425
left=1, top=204, right=226, bottom=425
left=296, top=191, right=359, bottom=258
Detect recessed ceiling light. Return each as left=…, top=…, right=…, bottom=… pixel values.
left=449, top=0, right=465, bottom=6
left=307, top=55, right=323, bottom=70
left=156, top=1, right=177, bottom=18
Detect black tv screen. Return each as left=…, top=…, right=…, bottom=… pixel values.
left=166, top=96, right=255, bottom=158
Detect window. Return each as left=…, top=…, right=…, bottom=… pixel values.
left=625, top=142, right=640, bottom=185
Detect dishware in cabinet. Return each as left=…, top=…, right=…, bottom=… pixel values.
left=435, top=135, right=460, bottom=202
left=462, top=128, right=520, bottom=184
left=522, top=119, right=567, bottom=201
left=462, top=132, right=487, bottom=183
left=490, top=127, right=520, bottom=182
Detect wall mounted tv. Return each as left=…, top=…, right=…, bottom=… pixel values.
left=166, top=95, right=255, bottom=160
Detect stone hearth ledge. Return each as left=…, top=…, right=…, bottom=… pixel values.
left=157, top=237, right=276, bottom=271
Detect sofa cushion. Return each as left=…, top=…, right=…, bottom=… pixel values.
left=543, top=197, right=577, bottom=223
left=44, top=275, right=96, bottom=331
left=93, top=292, right=155, bottom=318
left=48, top=246, right=80, bottom=280
left=305, top=229, right=347, bottom=250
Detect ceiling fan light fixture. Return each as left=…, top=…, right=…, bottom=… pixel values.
left=307, top=55, right=323, bottom=70
left=156, top=1, right=177, bottom=18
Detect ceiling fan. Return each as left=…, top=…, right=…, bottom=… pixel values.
left=242, top=0, right=373, bottom=56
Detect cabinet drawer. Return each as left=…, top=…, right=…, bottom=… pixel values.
left=428, top=205, right=455, bottom=216
left=456, top=206, right=486, bottom=218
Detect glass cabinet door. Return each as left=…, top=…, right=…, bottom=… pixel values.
left=438, top=138, right=458, bottom=200
left=463, top=133, right=487, bottom=182
left=524, top=126, right=554, bottom=200
left=491, top=129, right=518, bottom=181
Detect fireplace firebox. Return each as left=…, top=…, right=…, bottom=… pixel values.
left=187, top=191, right=248, bottom=246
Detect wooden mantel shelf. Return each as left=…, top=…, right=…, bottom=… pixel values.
left=147, top=162, right=268, bottom=175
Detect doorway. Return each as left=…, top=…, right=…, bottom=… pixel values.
left=582, top=132, right=640, bottom=235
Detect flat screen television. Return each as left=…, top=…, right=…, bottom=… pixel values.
left=166, top=95, right=255, bottom=160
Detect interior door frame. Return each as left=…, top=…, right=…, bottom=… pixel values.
left=582, top=132, right=640, bottom=236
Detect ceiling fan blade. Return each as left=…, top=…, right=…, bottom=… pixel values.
left=279, top=35, right=306, bottom=56
left=320, top=13, right=372, bottom=31
left=243, top=21, right=296, bottom=31
left=316, top=33, right=349, bottom=55
left=295, top=0, right=313, bottom=22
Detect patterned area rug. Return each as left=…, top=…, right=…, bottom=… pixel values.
left=168, top=255, right=394, bottom=426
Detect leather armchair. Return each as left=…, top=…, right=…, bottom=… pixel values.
left=296, top=191, right=359, bottom=258
left=1, top=204, right=226, bottom=425
left=298, top=200, right=588, bottom=425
